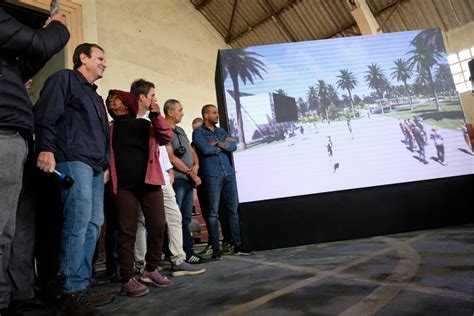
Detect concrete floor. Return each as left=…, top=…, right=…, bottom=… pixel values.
left=29, top=224, right=474, bottom=315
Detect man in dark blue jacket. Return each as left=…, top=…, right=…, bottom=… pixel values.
left=34, top=42, right=113, bottom=315
left=0, top=8, right=69, bottom=314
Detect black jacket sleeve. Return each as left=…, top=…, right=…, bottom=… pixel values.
left=34, top=71, right=69, bottom=153
left=0, top=8, right=70, bottom=80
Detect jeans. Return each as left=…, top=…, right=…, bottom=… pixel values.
left=204, top=174, right=241, bottom=249
left=56, top=161, right=104, bottom=294
left=173, top=178, right=195, bottom=259
left=0, top=131, right=27, bottom=308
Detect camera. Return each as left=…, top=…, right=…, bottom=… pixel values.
left=174, top=145, right=186, bottom=158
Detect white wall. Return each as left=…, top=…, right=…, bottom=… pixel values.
left=80, top=0, right=229, bottom=135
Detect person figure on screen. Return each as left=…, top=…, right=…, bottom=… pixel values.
left=326, top=136, right=333, bottom=158
left=300, top=125, right=307, bottom=140
left=403, top=119, right=415, bottom=151
left=460, top=120, right=473, bottom=155
left=411, top=123, right=426, bottom=164
left=399, top=119, right=408, bottom=145
left=347, top=119, right=354, bottom=139
left=192, top=104, right=254, bottom=260
left=413, top=116, right=427, bottom=145
left=430, top=126, right=446, bottom=166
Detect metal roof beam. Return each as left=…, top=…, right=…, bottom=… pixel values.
left=227, top=0, right=299, bottom=44
left=225, top=0, right=239, bottom=43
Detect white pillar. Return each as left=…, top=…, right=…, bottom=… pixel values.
left=346, top=0, right=382, bottom=35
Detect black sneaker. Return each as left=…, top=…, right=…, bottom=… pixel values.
left=185, top=254, right=209, bottom=264
left=211, top=248, right=222, bottom=261
left=233, top=245, right=254, bottom=256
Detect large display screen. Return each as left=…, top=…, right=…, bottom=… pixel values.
left=217, top=29, right=474, bottom=203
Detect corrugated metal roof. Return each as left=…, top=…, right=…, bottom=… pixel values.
left=190, top=0, right=474, bottom=47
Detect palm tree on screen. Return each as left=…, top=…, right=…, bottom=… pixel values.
left=336, top=69, right=358, bottom=116
left=391, top=58, right=413, bottom=110
left=316, top=80, right=330, bottom=119
left=407, top=29, right=444, bottom=112
left=221, top=48, right=266, bottom=149
left=275, top=89, right=288, bottom=96
left=365, top=63, right=388, bottom=114
left=436, top=63, right=455, bottom=101
left=306, top=85, right=318, bottom=114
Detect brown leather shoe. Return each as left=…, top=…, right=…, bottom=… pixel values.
left=85, top=288, right=115, bottom=307
left=58, top=291, right=102, bottom=316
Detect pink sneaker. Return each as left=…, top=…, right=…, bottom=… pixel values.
left=140, top=269, right=173, bottom=288
left=120, top=277, right=149, bottom=297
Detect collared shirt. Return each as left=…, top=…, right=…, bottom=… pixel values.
left=34, top=69, right=109, bottom=171
left=159, top=145, right=173, bottom=186
left=169, top=125, right=195, bottom=180
left=192, top=124, right=236, bottom=177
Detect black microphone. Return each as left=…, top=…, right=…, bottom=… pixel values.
left=53, top=170, right=75, bottom=188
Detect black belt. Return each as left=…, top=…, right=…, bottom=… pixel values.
left=0, top=127, right=29, bottom=140
left=0, top=127, right=18, bottom=135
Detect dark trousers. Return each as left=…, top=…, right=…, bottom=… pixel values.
left=8, top=154, right=36, bottom=303
left=35, top=170, right=63, bottom=288
left=436, top=144, right=445, bottom=163
left=104, top=187, right=118, bottom=276
left=114, top=186, right=165, bottom=281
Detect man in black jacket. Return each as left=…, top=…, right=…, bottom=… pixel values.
left=35, top=43, right=113, bottom=315
left=0, top=7, right=69, bottom=314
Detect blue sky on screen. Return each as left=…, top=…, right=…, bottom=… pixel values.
left=223, top=30, right=448, bottom=100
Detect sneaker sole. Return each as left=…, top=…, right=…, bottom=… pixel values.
left=140, top=276, right=173, bottom=288
left=171, top=268, right=206, bottom=277
left=120, top=288, right=150, bottom=297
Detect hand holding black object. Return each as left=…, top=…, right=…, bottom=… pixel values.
left=53, top=170, right=74, bottom=188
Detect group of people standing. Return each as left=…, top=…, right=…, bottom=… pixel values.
left=0, top=8, right=251, bottom=316
left=399, top=116, right=446, bottom=165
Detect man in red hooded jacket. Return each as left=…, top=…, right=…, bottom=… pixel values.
left=107, top=79, right=173, bottom=297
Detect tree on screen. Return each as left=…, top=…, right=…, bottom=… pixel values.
left=221, top=48, right=266, bottom=150
left=435, top=63, right=455, bottom=102
left=316, top=80, right=330, bottom=119
left=336, top=69, right=358, bottom=117
left=306, top=85, right=318, bottom=114
left=365, top=63, right=388, bottom=114
left=407, top=29, right=444, bottom=112
left=391, top=58, right=413, bottom=110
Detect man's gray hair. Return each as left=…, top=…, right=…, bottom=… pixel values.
left=163, top=99, right=180, bottom=116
